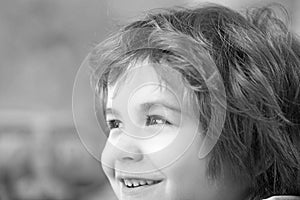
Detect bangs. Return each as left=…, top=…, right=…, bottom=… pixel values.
left=98, top=52, right=208, bottom=124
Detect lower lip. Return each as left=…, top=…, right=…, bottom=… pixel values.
left=119, top=180, right=164, bottom=198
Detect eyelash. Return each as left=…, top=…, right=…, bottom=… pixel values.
left=107, top=119, right=122, bottom=130
left=145, top=115, right=172, bottom=126
left=106, top=115, right=171, bottom=130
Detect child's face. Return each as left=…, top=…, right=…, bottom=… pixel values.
left=101, top=62, right=249, bottom=200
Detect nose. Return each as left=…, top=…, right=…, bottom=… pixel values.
left=101, top=132, right=144, bottom=167
left=115, top=134, right=144, bottom=162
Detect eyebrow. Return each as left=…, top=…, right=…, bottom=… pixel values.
left=105, top=100, right=181, bottom=117
left=140, top=101, right=181, bottom=114
left=105, top=108, right=120, bottom=117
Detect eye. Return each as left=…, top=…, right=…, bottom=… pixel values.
left=107, top=119, right=122, bottom=130
left=145, top=115, right=172, bottom=126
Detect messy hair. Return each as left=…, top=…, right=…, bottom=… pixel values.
left=89, top=4, right=300, bottom=199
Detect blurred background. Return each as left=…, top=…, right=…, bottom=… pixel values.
left=0, top=0, right=299, bottom=199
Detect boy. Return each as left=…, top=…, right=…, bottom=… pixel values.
left=88, top=4, right=300, bottom=200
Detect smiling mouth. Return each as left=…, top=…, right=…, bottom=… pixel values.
left=121, top=178, right=163, bottom=188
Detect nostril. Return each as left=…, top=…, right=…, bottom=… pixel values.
left=120, top=152, right=143, bottom=162
left=122, top=156, right=135, bottom=161
left=118, top=146, right=144, bottom=162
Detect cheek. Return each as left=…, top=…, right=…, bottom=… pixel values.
left=151, top=121, right=211, bottom=197
left=161, top=142, right=211, bottom=199
left=101, top=141, right=116, bottom=179
left=143, top=118, right=202, bottom=172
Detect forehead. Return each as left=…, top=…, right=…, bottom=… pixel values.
left=106, top=61, right=187, bottom=109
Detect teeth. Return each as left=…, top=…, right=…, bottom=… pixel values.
left=123, top=179, right=158, bottom=188
left=146, top=180, right=154, bottom=185
left=139, top=180, right=146, bottom=185
left=133, top=181, right=139, bottom=187
left=124, top=179, right=132, bottom=187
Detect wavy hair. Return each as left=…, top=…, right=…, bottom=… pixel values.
left=89, top=4, right=300, bottom=199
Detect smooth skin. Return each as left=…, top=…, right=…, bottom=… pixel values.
left=101, top=61, right=250, bottom=200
